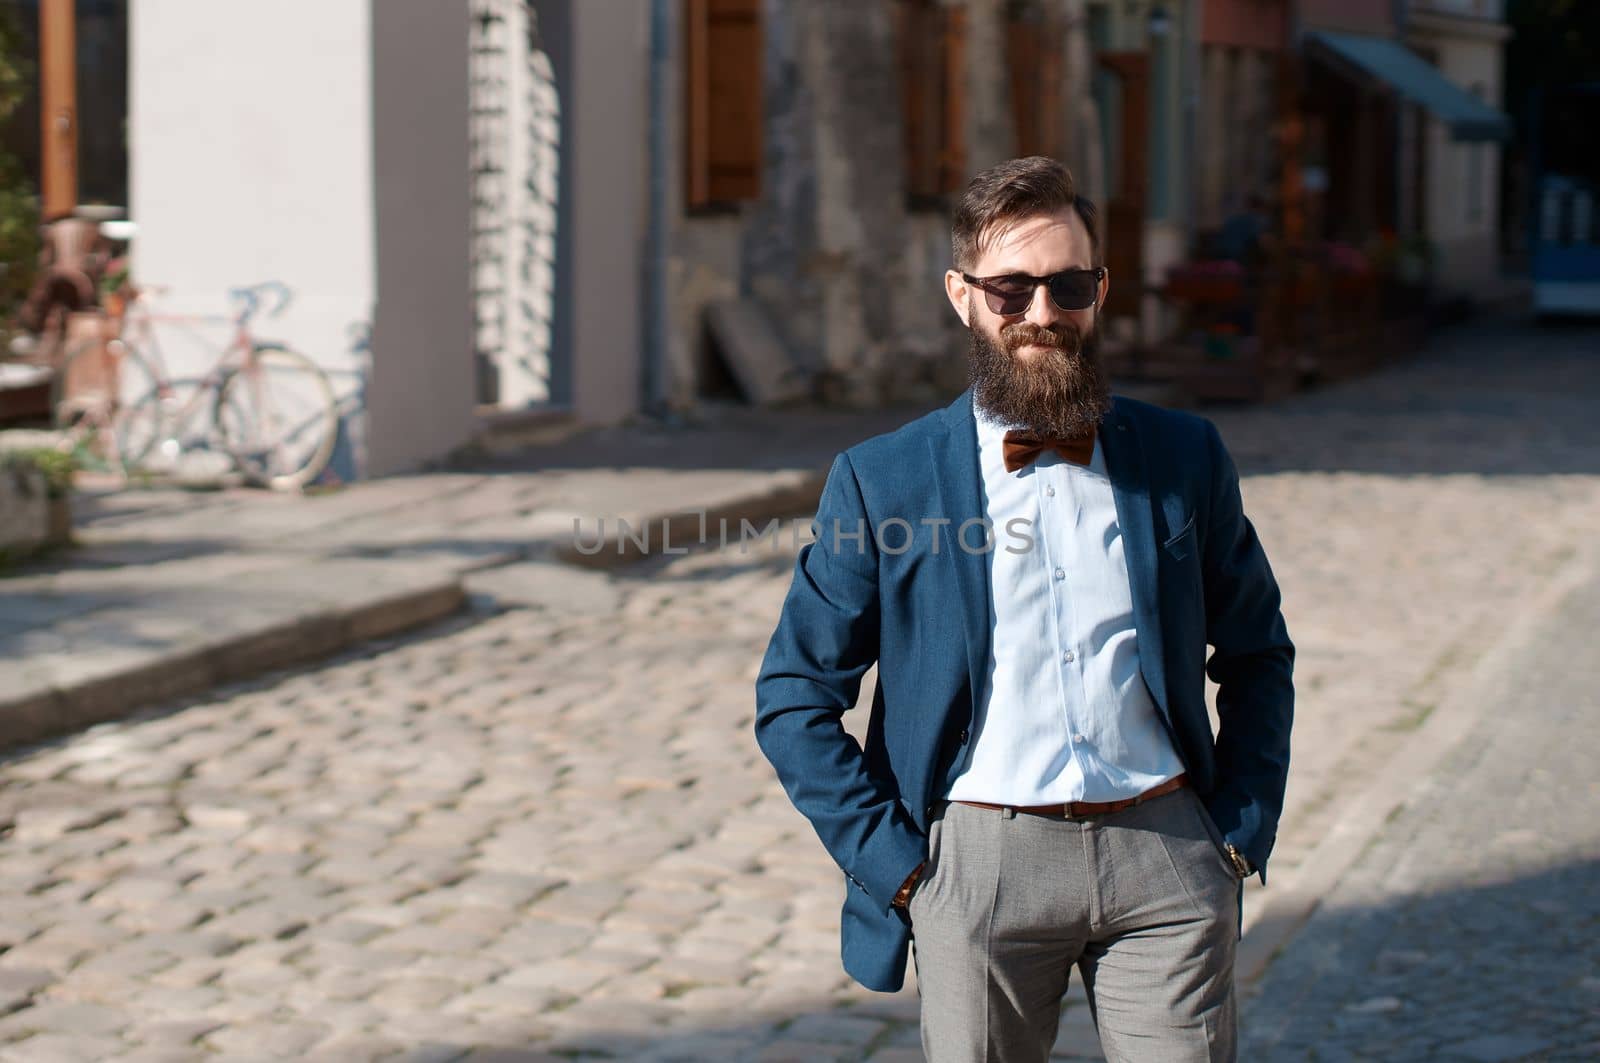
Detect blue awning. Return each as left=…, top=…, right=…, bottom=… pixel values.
left=1307, top=31, right=1513, bottom=142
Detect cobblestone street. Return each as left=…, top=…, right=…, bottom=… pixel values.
left=1243, top=567, right=1600, bottom=1061
left=1, top=320, right=1598, bottom=1060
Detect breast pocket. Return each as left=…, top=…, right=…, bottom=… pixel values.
left=1162, top=512, right=1196, bottom=561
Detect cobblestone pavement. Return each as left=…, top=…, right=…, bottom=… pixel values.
left=0, top=320, right=1597, bottom=1060
left=1242, top=567, right=1600, bottom=1061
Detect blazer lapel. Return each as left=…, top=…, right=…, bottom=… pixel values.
left=1100, top=399, right=1172, bottom=721
left=926, top=389, right=992, bottom=704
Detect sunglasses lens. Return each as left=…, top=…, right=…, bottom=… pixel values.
left=972, top=271, right=1100, bottom=315
left=984, top=281, right=1034, bottom=317
left=1049, top=271, right=1099, bottom=310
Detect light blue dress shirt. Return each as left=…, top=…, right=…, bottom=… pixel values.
left=944, top=402, right=1187, bottom=805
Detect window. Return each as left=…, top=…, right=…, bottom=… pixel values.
left=684, top=0, right=763, bottom=210
left=896, top=0, right=967, bottom=205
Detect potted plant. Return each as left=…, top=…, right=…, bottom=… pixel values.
left=0, top=439, right=76, bottom=560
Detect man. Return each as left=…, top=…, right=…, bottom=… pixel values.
left=754, top=156, right=1293, bottom=1062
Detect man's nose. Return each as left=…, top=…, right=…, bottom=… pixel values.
left=1024, top=282, right=1066, bottom=328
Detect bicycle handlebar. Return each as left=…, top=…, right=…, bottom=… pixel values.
left=228, top=281, right=293, bottom=325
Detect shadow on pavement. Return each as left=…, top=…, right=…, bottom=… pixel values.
left=0, top=585, right=231, bottom=644
left=383, top=995, right=926, bottom=1062
left=0, top=537, right=244, bottom=576
left=352, top=863, right=1598, bottom=1061
left=1243, top=858, right=1600, bottom=1060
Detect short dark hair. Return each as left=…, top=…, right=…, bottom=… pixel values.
left=951, top=156, right=1100, bottom=272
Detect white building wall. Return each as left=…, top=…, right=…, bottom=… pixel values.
left=129, top=0, right=376, bottom=474
left=130, top=0, right=477, bottom=479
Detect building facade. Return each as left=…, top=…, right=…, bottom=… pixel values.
left=1291, top=0, right=1511, bottom=297
left=1404, top=0, right=1511, bottom=297
left=664, top=0, right=1206, bottom=407
left=129, top=0, right=646, bottom=479
left=1197, top=0, right=1289, bottom=231
left=121, top=0, right=1509, bottom=480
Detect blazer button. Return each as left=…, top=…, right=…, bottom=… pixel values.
left=958, top=729, right=970, bottom=743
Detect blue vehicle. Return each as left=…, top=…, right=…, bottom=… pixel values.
left=1529, top=83, right=1600, bottom=316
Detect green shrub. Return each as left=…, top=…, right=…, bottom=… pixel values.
left=0, top=4, right=39, bottom=321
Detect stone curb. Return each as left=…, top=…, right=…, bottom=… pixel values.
left=1235, top=543, right=1600, bottom=986
left=0, top=577, right=466, bottom=754
left=0, top=465, right=832, bottom=754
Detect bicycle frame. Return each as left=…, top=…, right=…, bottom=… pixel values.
left=112, top=283, right=289, bottom=446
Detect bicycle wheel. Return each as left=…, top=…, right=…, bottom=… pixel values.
left=211, top=345, right=339, bottom=490
left=51, top=337, right=165, bottom=475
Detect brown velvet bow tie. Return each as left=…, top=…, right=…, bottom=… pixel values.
left=1002, top=428, right=1096, bottom=473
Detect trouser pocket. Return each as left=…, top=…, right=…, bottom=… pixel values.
left=908, top=807, right=947, bottom=925
left=1188, top=789, right=1241, bottom=880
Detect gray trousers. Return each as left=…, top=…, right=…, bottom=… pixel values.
left=907, top=787, right=1242, bottom=1063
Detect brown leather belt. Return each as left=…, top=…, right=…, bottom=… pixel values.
left=954, top=773, right=1189, bottom=819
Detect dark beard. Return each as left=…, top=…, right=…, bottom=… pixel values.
left=967, top=313, right=1112, bottom=438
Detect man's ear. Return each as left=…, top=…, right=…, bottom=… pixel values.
left=1097, top=267, right=1110, bottom=310
left=944, top=269, right=971, bottom=327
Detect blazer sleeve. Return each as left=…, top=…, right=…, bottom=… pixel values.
left=753, top=452, right=927, bottom=911
left=1200, top=419, right=1295, bottom=879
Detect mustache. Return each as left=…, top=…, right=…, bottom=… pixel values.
left=1001, top=322, right=1080, bottom=353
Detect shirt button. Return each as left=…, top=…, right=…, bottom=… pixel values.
left=1074, top=733, right=1087, bottom=744
left=1063, top=649, right=1076, bottom=663
left=1045, top=485, right=1056, bottom=497
left=1054, top=567, right=1065, bottom=581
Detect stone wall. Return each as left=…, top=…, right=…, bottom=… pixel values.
left=962, top=0, right=1016, bottom=174
left=739, top=0, right=825, bottom=386
left=664, top=0, right=1211, bottom=409
left=668, top=0, right=1016, bottom=410
left=766, top=1, right=916, bottom=405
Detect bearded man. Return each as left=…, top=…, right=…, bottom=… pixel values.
left=755, top=156, right=1294, bottom=1062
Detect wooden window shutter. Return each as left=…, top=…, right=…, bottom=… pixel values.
left=939, top=5, right=968, bottom=194
left=685, top=0, right=763, bottom=210
left=896, top=0, right=967, bottom=205
left=1096, top=51, right=1150, bottom=318
left=1006, top=3, right=1065, bottom=159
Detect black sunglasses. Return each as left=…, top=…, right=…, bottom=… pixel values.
left=961, top=267, right=1106, bottom=316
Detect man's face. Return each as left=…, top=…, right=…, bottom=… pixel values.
left=943, top=209, right=1112, bottom=438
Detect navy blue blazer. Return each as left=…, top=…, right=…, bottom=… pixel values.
left=754, top=389, right=1294, bottom=993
